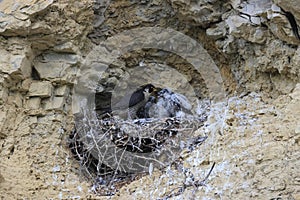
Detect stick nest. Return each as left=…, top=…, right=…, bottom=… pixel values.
left=69, top=114, right=208, bottom=195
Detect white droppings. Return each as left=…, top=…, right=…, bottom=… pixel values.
left=53, top=165, right=61, bottom=172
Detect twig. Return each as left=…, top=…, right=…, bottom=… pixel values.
left=158, top=162, right=216, bottom=199
left=194, top=162, right=216, bottom=187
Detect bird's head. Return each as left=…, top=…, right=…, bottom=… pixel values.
left=141, top=84, right=156, bottom=93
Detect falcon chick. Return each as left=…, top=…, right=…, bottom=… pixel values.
left=137, top=88, right=192, bottom=119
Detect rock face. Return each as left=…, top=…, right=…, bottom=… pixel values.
left=0, top=0, right=299, bottom=199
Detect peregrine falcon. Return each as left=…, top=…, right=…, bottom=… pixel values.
left=112, top=84, right=156, bottom=119
left=127, top=84, right=156, bottom=119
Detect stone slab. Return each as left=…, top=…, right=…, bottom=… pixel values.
left=28, top=81, right=53, bottom=97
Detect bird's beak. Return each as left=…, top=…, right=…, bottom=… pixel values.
left=152, top=87, right=158, bottom=93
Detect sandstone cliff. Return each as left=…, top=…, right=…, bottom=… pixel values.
left=0, top=0, right=299, bottom=199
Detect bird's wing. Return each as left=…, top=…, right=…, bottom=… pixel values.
left=128, top=89, right=145, bottom=107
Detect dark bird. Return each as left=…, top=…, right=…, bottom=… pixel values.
left=127, top=84, right=156, bottom=119
left=129, top=84, right=155, bottom=108
left=111, top=84, right=156, bottom=119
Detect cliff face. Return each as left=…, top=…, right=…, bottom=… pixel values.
left=0, top=0, right=299, bottom=199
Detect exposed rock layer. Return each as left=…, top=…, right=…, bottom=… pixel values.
left=0, top=0, right=299, bottom=199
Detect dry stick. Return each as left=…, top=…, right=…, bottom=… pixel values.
left=108, top=147, right=127, bottom=188
left=194, top=162, right=216, bottom=187
left=160, top=162, right=216, bottom=199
